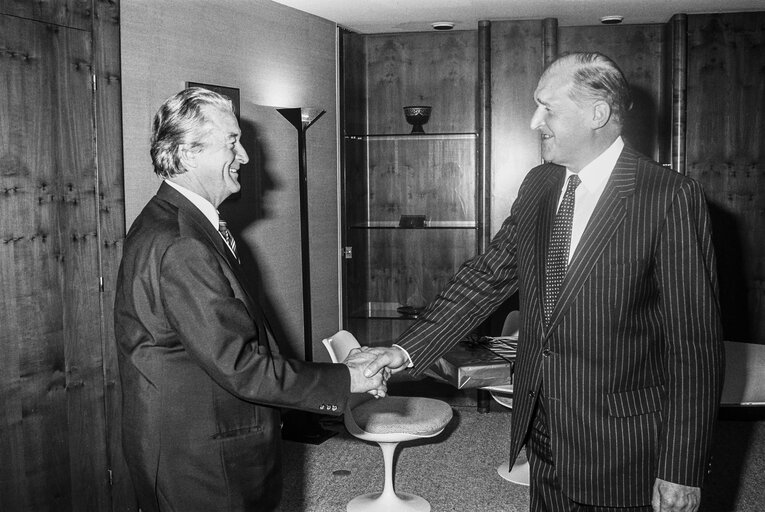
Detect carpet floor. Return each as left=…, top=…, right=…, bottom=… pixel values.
left=281, top=381, right=765, bottom=512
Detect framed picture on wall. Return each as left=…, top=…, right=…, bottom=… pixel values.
left=185, top=82, right=240, bottom=120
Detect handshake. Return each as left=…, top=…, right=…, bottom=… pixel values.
left=343, top=346, right=410, bottom=398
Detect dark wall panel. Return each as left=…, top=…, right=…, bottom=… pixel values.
left=0, top=0, right=127, bottom=510
left=0, top=0, right=90, bottom=29
left=363, top=31, right=477, bottom=134
left=686, top=12, right=765, bottom=343
left=0, top=14, right=107, bottom=511
left=489, top=20, right=544, bottom=235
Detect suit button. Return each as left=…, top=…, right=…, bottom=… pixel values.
left=319, top=404, right=326, bottom=410
left=331, top=405, right=338, bottom=411
left=542, top=348, right=550, bottom=357
left=528, top=390, right=536, bottom=399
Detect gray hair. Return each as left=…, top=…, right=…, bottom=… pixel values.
left=150, top=87, right=234, bottom=178
left=545, top=52, right=632, bottom=125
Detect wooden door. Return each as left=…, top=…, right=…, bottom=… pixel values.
left=0, top=7, right=119, bottom=510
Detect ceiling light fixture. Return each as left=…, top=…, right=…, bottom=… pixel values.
left=432, top=21, right=455, bottom=30
left=600, top=15, right=624, bottom=25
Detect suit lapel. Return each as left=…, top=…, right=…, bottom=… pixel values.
left=156, top=183, right=280, bottom=354
left=545, top=146, right=639, bottom=332
left=156, top=183, right=261, bottom=319
left=156, top=183, right=232, bottom=261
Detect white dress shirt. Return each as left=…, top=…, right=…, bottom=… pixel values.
left=558, top=136, right=624, bottom=263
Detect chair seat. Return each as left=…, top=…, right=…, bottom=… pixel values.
left=352, top=397, right=453, bottom=435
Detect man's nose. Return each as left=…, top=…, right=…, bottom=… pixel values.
left=236, top=143, right=249, bottom=164
left=530, top=106, right=545, bottom=130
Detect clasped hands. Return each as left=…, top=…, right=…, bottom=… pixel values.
left=342, top=346, right=410, bottom=398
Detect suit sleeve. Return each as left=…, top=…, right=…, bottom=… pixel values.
left=158, top=236, right=351, bottom=414
left=397, top=211, right=520, bottom=376
left=654, top=178, right=724, bottom=486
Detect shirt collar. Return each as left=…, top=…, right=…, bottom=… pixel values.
left=566, top=136, right=624, bottom=192
left=165, top=179, right=219, bottom=229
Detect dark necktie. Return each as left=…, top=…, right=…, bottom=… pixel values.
left=544, top=174, right=581, bottom=323
left=218, top=219, right=239, bottom=261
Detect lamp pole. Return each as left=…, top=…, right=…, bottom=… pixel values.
left=277, top=108, right=325, bottom=361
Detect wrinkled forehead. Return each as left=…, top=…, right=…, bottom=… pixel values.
left=199, top=106, right=240, bottom=141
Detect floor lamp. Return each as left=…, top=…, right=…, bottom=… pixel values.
left=277, top=107, right=334, bottom=444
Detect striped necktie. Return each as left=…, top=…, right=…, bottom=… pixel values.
left=218, top=219, right=238, bottom=260
left=544, top=174, right=581, bottom=323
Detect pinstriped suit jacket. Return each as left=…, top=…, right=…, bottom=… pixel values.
left=398, top=145, right=724, bottom=507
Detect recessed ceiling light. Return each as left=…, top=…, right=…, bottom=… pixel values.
left=600, top=15, right=624, bottom=25
left=432, top=21, right=455, bottom=31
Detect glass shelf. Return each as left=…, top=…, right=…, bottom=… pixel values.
left=349, top=302, right=423, bottom=320
left=345, top=132, right=478, bottom=141
left=350, top=220, right=477, bottom=229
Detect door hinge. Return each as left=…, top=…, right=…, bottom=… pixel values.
left=343, top=246, right=352, bottom=259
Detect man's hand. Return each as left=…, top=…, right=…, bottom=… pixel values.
left=652, top=478, right=700, bottom=512
left=360, top=346, right=410, bottom=378
left=343, top=348, right=388, bottom=397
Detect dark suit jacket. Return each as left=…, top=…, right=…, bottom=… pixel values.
left=114, top=182, right=351, bottom=512
left=398, top=145, right=724, bottom=507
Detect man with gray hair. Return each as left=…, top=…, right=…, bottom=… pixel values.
left=114, top=87, right=386, bottom=511
left=364, top=53, right=724, bottom=512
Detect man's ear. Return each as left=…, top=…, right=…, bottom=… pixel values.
left=178, top=144, right=197, bottom=170
left=591, top=101, right=612, bottom=129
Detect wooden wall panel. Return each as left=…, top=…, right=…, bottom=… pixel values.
left=93, top=0, right=133, bottom=509
left=686, top=12, right=765, bottom=343
left=1, top=0, right=125, bottom=509
left=0, top=0, right=90, bottom=29
left=1, top=17, right=75, bottom=511
left=559, top=24, right=668, bottom=163
left=56, top=22, right=110, bottom=507
left=489, top=20, right=544, bottom=236
left=0, top=13, right=109, bottom=511
left=363, top=31, right=477, bottom=134
left=341, top=30, right=368, bottom=136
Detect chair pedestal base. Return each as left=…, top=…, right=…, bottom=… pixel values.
left=497, top=460, right=530, bottom=486
left=347, top=491, right=430, bottom=512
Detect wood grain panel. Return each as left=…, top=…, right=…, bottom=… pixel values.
left=364, top=31, right=477, bottom=134
left=366, top=137, right=476, bottom=223
left=0, top=13, right=108, bottom=511
left=346, top=228, right=476, bottom=346
left=92, top=0, right=134, bottom=509
left=559, top=24, right=667, bottom=163
left=0, top=0, right=90, bottom=29
left=490, top=20, right=544, bottom=236
left=686, top=12, right=765, bottom=343
left=341, top=30, right=367, bottom=136
left=1, top=17, right=72, bottom=511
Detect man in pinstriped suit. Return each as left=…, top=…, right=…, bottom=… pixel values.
left=363, top=53, right=724, bottom=512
